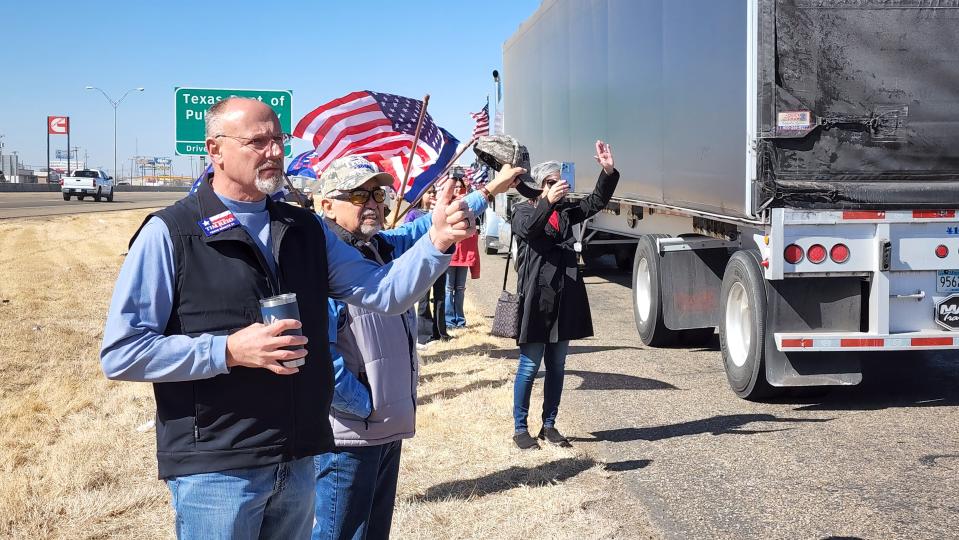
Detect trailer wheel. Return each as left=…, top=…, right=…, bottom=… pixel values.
left=719, top=250, right=775, bottom=400
left=633, top=234, right=677, bottom=346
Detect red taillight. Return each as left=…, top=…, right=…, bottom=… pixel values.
left=807, top=244, right=827, bottom=264
left=784, top=244, right=804, bottom=264
left=830, top=244, right=850, bottom=264
left=936, top=245, right=949, bottom=259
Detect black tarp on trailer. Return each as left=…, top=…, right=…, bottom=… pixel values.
left=758, top=0, right=959, bottom=209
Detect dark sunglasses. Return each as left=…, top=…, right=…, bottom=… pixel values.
left=331, top=187, right=387, bottom=206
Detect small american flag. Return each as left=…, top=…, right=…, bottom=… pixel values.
left=293, top=91, right=450, bottom=195
left=467, top=161, right=491, bottom=188
left=470, top=102, right=490, bottom=140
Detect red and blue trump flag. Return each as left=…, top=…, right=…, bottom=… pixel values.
left=286, top=150, right=319, bottom=179
left=293, top=91, right=458, bottom=202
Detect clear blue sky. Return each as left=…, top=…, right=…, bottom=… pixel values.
left=2, top=0, right=540, bottom=178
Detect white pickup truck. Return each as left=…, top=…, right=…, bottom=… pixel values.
left=61, top=169, right=114, bottom=202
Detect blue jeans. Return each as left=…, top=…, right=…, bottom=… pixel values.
left=165, top=457, right=314, bottom=540
left=313, top=441, right=403, bottom=540
left=445, top=266, right=468, bottom=327
left=513, top=341, right=570, bottom=433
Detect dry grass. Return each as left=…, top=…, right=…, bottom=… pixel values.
left=0, top=210, right=650, bottom=539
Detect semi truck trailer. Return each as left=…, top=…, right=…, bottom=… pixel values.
left=501, top=0, right=959, bottom=399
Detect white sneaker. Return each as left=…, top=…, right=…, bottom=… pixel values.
left=416, top=342, right=430, bottom=351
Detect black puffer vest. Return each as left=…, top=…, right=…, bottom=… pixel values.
left=134, top=181, right=333, bottom=478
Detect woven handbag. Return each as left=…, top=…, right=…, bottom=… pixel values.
left=491, top=231, right=524, bottom=338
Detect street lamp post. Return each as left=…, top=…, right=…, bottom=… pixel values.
left=85, top=86, right=144, bottom=182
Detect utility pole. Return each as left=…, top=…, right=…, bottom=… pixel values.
left=85, top=86, right=145, bottom=180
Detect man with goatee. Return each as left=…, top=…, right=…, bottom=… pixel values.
left=100, top=97, right=478, bottom=539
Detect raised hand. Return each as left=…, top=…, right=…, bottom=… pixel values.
left=430, top=179, right=478, bottom=252
left=486, top=164, right=527, bottom=195
left=594, top=140, right=615, bottom=175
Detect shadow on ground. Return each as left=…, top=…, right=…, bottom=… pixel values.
left=564, top=369, right=678, bottom=391
left=418, top=368, right=482, bottom=384
left=417, top=379, right=510, bottom=405
left=776, top=350, right=959, bottom=412
left=571, top=413, right=833, bottom=443
left=411, top=456, right=629, bottom=502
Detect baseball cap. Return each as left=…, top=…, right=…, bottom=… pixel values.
left=319, top=156, right=394, bottom=197
left=473, top=135, right=540, bottom=198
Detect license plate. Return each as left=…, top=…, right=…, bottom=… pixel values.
left=937, top=270, right=959, bottom=293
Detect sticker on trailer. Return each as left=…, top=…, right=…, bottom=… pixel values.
left=777, top=111, right=813, bottom=129
left=935, top=294, right=959, bottom=331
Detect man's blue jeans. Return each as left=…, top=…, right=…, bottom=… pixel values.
left=513, top=341, right=570, bottom=433
left=313, top=441, right=403, bottom=540
left=164, top=457, right=314, bottom=540
left=445, top=266, right=469, bottom=328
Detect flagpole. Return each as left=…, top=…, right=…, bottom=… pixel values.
left=389, top=94, right=430, bottom=229
left=392, top=136, right=478, bottom=225
left=282, top=173, right=307, bottom=208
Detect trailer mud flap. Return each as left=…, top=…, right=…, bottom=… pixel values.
left=661, top=248, right=729, bottom=330
left=764, top=276, right=864, bottom=386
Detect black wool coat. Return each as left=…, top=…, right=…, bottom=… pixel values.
left=512, top=168, right=619, bottom=344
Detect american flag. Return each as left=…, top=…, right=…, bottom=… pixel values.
left=470, top=102, right=490, bottom=140
left=293, top=91, right=452, bottom=198
left=466, top=160, right=491, bottom=188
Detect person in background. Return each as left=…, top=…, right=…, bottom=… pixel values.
left=99, top=97, right=476, bottom=539
left=445, top=170, right=480, bottom=329
left=510, top=140, right=619, bottom=450
left=405, top=185, right=451, bottom=347
left=317, top=159, right=525, bottom=540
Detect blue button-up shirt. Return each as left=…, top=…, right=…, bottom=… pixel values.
left=100, top=192, right=453, bottom=383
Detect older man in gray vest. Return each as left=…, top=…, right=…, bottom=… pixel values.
left=313, top=157, right=524, bottom=540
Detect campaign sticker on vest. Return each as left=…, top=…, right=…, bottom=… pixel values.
left=198, top=210, right=240, bottom=237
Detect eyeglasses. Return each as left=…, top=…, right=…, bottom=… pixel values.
left=215, top=132, right=292, bottom=151
left=330, top=187, right=388, bottom=206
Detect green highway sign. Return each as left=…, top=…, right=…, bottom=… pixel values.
left=174, top=87, right=293, bottom=156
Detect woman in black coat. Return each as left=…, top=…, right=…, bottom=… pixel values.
left=511, top=140, right=619, bottom=450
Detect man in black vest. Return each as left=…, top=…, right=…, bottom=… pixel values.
left=100, top=97, right=477, bottom=539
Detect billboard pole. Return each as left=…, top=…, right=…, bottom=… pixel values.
left=67, top=129, right=71, bottom=175
left=46, top=131, right=50, bottom=183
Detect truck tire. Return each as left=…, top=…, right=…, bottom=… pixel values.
left=719, top=250, right=775, bottom=400
left=633, top=234, right=677, bottom=346
left=106, top=189, right=114, bottom=202
left=94, top=188, right=102, bottom=202
left=78, top=194, right=85, bottom=200
left=62, top=193, right=70, bottom=201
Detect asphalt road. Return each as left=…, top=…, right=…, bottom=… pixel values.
left=472, top=247, right=959, bottom=540
left=0, top=191, right=185, bottom=219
